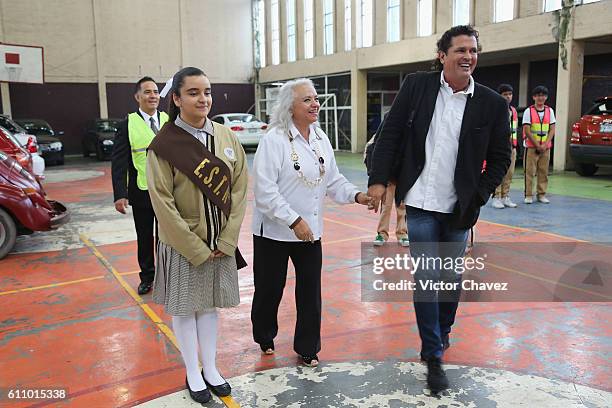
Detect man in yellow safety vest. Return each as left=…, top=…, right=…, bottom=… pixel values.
left=491, top=84, right=519, bottom=209
left=111, top=77, right=169, bottom=294
left=522, top=85, right=556, bottom=204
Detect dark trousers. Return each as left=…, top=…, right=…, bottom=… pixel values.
left=406, top=206, right=469, bottom=360
left=251, top=235, right=322, bottom=356
left=132, top=205, right=156, bottom=284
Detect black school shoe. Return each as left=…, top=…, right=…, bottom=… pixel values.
left=202, top=370, right=231, bottom=397
left=137, top=281, right=152, bottom=295
left=426, top=357, right=449, bottom=394
left=185, top=377, right=212, bottom=404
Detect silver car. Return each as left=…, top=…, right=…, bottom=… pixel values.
left=211, top=113, right=268, bottom=148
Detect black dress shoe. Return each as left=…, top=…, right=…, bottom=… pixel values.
left=202, top=370, right=231, bottom=397
left=259, top=341, right=275, bottom=355
left=137, top=282, right=152, bottom=295
left=186, top=377, right=211, bottom=403
left=426, top=357, right=449, bottom=394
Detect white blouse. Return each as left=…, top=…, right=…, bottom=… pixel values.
left=252, top=122, right=359, bottom=242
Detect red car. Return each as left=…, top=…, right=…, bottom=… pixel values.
left=0, top=126, right=33, bottom=174
left=0, top=151, right=69, bottom=259
left=570, top=96, right=612, bottom=176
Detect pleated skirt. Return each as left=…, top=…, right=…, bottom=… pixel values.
left=152, top=241, right=240, bottom=316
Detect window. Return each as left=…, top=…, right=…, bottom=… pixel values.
left=323, top=0, right=334, bottom=55
left=286, top=0, right=296, bottom=62
left=387, top=0, right=400, bottom=42
left=254, top=0, right=266, bottom=67
left=417, top=0, right=433, bottom=37
left=453, top=0, right=470, bottom=25
left=271, top=0, right=280, bottom=64
left=494, top=0, right=514, bottom=22
left=357, top=0, right=373, bottom=48
left=304, top=0, right=314, bottom=58
left=344, top=0, right=351, bottom=51
left=544, top=0, right=561, bottom=11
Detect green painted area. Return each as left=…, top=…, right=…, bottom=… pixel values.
left=334, top=152, right=612, bottom=202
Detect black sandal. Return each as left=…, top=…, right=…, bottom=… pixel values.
left=300, top=354, right=319, bottom=367
left=260, top=341, right=274, bottom=355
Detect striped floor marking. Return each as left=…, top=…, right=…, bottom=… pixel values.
left=79, top=233, right=241, bottom=408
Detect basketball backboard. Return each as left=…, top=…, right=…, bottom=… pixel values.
left=0, top=43, right=44, bottom=84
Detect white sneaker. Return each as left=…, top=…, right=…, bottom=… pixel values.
left=491, top=198, right=505, bottom=209
left=538, top=196, right=550, bottom=204
left=398, top=237, right=410, bottom=247
left=502, top=197, right=517, bottom=208
left=524, top=197, right=533, bottom=204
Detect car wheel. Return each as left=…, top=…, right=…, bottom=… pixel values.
left=0, top=207, right=17, bottom=260
left=57, top=155, right=65, bottom=165
left=575, top=163, right=598, bottom=177
left=95, top=144, right=103, bottom=161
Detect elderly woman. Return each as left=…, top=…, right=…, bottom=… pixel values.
left=251, top=78, right=370, bottom=366
left=147, top=67, right=248, bottom=403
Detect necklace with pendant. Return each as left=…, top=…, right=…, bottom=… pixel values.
left=289, top=130, right=326, bottom=188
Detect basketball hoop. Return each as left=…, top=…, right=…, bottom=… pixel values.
left=5, top=65, right=22, bottom=82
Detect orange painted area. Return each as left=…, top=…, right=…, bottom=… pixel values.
left=0, top=163, right=610, bottom=407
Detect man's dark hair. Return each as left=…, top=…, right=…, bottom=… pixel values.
left=135, top=76, right=156, bottom=93
left=531, top=85, right=549, bottom=96
left=432, top=25, right=481, bottom=71
left=497, top=84, right=513, bottom=94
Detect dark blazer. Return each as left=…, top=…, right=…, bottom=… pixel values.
left=368, top=71, right=511, bottom=229
left=111, top=111, right=162, bottom=208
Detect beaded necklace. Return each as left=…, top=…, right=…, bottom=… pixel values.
left=288, top=127, right=326, bottom=188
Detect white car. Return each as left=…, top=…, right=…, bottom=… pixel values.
left=1, top=126, right=45, bottom=179
left=211, top=113, right=268, bottom=148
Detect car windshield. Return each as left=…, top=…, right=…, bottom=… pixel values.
left=20, top=122, right=53, bottom=135
left=591, top=101, right=612, bottom=115
left=226, top=114, right=257, bottom=123
left=0, top=117, right=27, bottom=134
left=96, top=120, right=119, bottom=132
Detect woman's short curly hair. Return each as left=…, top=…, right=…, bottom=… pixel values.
left=270, top=78, right=315, bottom=133
left=432, top=25, right=482, bottom=71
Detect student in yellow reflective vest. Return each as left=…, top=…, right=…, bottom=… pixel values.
left=522, top=85, right=556, bottom=204
left=491, top=84, right=519, bottom=209
left=111, top=76, right=169, bottom=295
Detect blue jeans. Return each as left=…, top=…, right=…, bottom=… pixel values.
left=406, top=206, right=469, bottom=359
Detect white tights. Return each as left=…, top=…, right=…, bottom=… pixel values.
left=172, top=309, right=225, bottom=391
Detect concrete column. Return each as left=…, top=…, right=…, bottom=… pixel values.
left=474, top=0, right=492, bottom=26
left=297, top=0, right=305, bottom=60
left=0, top=83, right=11, bottom=117
left=351, top=0, right=358, bottom=48
left=315, top=0, right=324, bottom=56
left=266, top=0, right=274, bottom=66
left=374, top=0, right=387, bottom=45
left=350, top=57, right=367, bottom=153
left=554, top=38, right=584, bottom=171
left=92, top=0, right=107, bottom=118
left=519, top=58, right=529, bottom=107
left=402, top=0, right=417, bottom=39
left=280, top=0, right=288, bottom=63
left=436, top=0, right=452, bottom=33
left=335, top=0, right=345, bottom=53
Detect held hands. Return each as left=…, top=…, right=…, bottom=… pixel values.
left=355, top=192, right=373, bottom=207
left=366, top=184, right=386, bottom=213
left=208, top=249, right=226, bottom=260
left=114, top=198, right=130, bottom=214
left=293, top=219, right=315, bottom=243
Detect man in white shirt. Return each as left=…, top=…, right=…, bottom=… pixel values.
left=368, top=26, right=510, bottom=393
left=522, top=85, right=556, bottom=204
left=111, top=77, right=168, bottom=295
